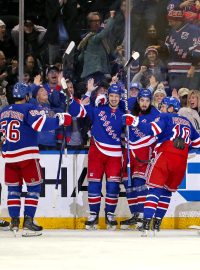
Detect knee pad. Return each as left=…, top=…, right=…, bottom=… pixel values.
left=148, top=187, right=163, bottom=198
left=106, top=181, right=120, bottom=196
left=8, top=185, right=22, bottom=197
left=26, top=184, right=41, bottom=199
left=88, top=181, right=102, bottom=195
left=133, top=177, right=145, bottom=187
left=162, top=189, right=172, bottom=197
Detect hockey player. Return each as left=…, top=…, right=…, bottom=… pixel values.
left=123, top=97, right=200, bottom=235
left=120, top=89, right=160, bottom=229
left=69, top=84, right=124, bottom=229
left=0, top=82, right=72, bottom=236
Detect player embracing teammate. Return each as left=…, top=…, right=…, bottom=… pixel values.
left=123, top=96, right=200, bottom=236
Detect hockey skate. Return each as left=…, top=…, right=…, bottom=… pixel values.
left=10, top=217, right=20, bottom=237
left=120, top=213, right=140, bottom=230
left=152, top=218, right=162, bottom=236
left=188, top=225, right=200, bottom=235
left=22, top=216, right=43, bottom=237
left=0, top=219, right=10, bottom=231
left=105, top=212, right=117, bottom=230
left=85, top=212, right=99, bottom=230
left=140, top=218, right=151, bottom=237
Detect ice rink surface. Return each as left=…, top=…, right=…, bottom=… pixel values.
left=0, top=229, right=200, bottom=270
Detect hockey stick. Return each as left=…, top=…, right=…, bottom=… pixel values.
left=52, top=42, right=75, bottom=208
left=52, top=78, right=71, bottom=208
left=123, top=52, right=140, bottom=187
left=62, top=41, right=75, bottom=77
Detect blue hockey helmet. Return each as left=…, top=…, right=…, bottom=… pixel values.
left=161, top=97, right=180, bottom=112
left=12, top=82, right=30, bottom=99
left=137, top=88, right=152, bottom=100
left=108, top=83, right=121, bottom=96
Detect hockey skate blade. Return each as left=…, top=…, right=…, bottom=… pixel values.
left=189, top=225, right=200, bottom=230
left=22, top=229, right=42, bottom=237
left=120, top=224, right=136, bottom=230
left=85, top=224, right=98, bottom=230
left=152, top=230, right=159, bottom=237
left=120, top=224, right=130, bottom=230
left=107, top=225, right=117, bottom=231
left=189, top=225, right=200, bottom=235
left=13, top=229, right=19, bottom=237
left=141, top=230, right=149, bottom=237
left=0, top=226, right=10, bottom=231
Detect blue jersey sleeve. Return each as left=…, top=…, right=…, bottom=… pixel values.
left=25, top=106, right=60, bottom=132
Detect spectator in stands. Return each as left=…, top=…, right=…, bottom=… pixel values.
left=45, top=0, right=79, bottom=65
left=0, top=51, right=9, bottom=97
left=129, top=82, right=141, bottom=98
left=77, top=10, right=116, bottom=83
left=130, top=1, right=160, bottom=53
left=29, top=85, right=58, bottom=150
left=131, top=47, right=168, bottom=91
left=165, top=9, right=200, bottom=92
left=11, top=19, right=47, bottom=67
left=0, top=19, right=16, bottom=61
left=24, top=54, right=41, bottom=82
left=188, top=90, right=200, bottom=115
left=178, top=88, right=200, bottom=133
left=64, top=80, right=84, bottom=148
left=31, top=66, right=65, bottom=112
left=178, top=87, right=190, bottom=107
left=0, top=85, right=8, bottom=111
left=167, top=0, right=200, bottom=24
left=152, top=83, right=167, bottom=110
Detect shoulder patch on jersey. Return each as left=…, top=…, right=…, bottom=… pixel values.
left=29, top=110, right=40, bottom=116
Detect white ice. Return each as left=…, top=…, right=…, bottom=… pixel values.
left=0, top=229, right=200, bottom=270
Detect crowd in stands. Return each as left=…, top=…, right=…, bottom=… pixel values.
left=0, top=0, right=200, bottom=150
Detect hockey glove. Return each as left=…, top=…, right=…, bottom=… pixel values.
left=122, top=114, right=139, bottom=127
left=95, top=94, right=107, bottom=107
left=56, top=113, right=72, bottom=126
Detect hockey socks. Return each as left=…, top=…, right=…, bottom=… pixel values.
left=123, top=179, right=138, bottom=214
left=87, top=181, right=102, bottom=214
left=134, top=178, right=148, bottom=213
left=105, top=181, right=120, bottom=214
left=154, top=189, right=172, bottom=220
left=143, top=187, right=163, bottom=219
left=24, top=184, right=41, bottom=217
left=7, top=185, right=22, bottom=218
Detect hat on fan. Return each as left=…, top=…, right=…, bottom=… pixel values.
left=178, top=87, right=190, bottom=97
left=0, top=20, right=5, bottom=27
left=46, top=65, right=60, bottom=75
left=145, top=47, right=158, bottom=56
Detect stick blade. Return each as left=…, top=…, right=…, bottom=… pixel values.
left=61, top=77, right=67, bottom=90
left=65, top=41, right=75, bottom=55
left=132, top=51, right=140, bottom=61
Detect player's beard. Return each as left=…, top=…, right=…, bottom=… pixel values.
left=140, top=106, right=151, bottom=115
